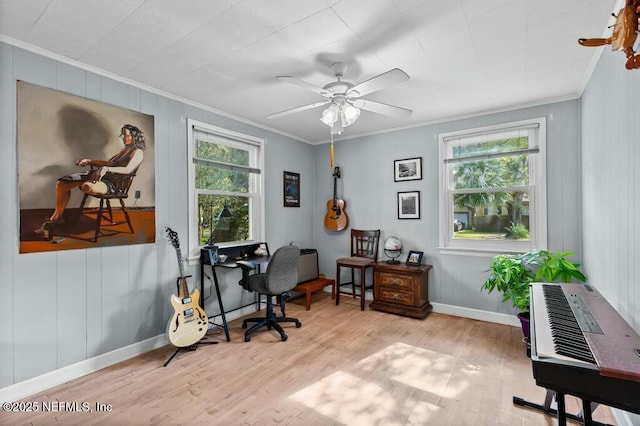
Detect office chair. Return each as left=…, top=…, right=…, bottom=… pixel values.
left=335, top=229, right=380, bottom=310
left=78, top=166, right=138, bottom=242
left=237, top=245, right=302, bottom=342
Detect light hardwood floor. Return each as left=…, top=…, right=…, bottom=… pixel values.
left=2, top=292, right=616, bottom=425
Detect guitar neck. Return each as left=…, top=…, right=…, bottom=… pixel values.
left=174, top=248, right=192, bottom=299
left=174, top=246, right=186, bottom=279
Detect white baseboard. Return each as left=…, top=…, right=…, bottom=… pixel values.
left=431, top=302, right=521, bottom=327
left=0, top=302, right=275, bottom=403
left=0, top=334, right=168, bottom=403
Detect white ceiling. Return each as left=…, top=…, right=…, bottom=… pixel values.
left=0, top=0, right=620, bottom=144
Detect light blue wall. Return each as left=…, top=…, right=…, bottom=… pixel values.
left=313, top=100, right=583, bottom=316
left=581, top=44, right=640, bottom=426
left=581, top=47, right=640, bottom=333
left=0, top=42, right=314, bottom=388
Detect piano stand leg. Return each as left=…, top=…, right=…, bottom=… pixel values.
left=556, top=391, right=567, bottom=426
left=582, top=399, right=593, bottom=425
left=513, top=390, right=610, bottom=426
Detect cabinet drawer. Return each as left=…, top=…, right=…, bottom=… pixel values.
left=379, top=288, right=414, bottom=306
left=378, top=272, right=413, bottom=290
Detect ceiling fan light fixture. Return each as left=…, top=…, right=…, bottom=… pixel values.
left=320, top=101, right=360, bottom=134
left=342, top=102, right=360, bottom=125
left=320, top=103, right=339, bottom=126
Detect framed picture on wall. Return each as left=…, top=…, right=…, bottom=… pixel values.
left=394, top=157, right=422, bottom=181
left=397, top=191, right=420, bottom=219
left=283, top=171, right=300, bottom=207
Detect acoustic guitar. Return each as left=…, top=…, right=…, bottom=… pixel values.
left=165, top=227, right=208, bottom=347
left=324, top=166, right=348, bottom=231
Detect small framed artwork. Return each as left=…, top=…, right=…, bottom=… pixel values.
left=283, top=171, right=300, bottom=207
left=394, top=157, right=422, bottom=182
left=406, top=250, right=424, bottom=266
left=397, top=191, right=420, bottom=219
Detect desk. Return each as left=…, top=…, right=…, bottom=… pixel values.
left=199, top=243, right=270, bottom=342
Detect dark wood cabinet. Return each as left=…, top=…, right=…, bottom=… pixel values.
left=370, top=262, right=432, bottom=318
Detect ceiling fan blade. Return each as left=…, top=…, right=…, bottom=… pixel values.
left=276, top=76, right=331, bottom=97
left=266, top=100, right=330, bottom=119
left=346, top=68, right=410, bottom=98
left=352, top=99, right=412, bottom=118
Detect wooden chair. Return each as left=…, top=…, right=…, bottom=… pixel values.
left=335, top=229, right=381, bottom=310
left=78, top=168, right=137, bottom=242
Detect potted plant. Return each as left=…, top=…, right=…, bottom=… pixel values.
left=482, top=249, right=587, bottom=341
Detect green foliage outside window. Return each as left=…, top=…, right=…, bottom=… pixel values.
left=195, top=139, right=252, bottom=245
left=452, top=137, right=531, bottom=238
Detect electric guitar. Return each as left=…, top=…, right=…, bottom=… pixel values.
left=324, top=166, right=348, bottom=231
left=165, top=227, right=208, bottom=347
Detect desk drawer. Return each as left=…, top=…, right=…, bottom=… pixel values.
left=378, top=272, right=413, bottom=290
left=379, top=288, right=414, bottom=306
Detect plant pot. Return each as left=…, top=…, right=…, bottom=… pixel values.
left=517, top=311, right=530, bottom=342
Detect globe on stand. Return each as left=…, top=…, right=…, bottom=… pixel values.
left=383, top=236, right=402, bottom=264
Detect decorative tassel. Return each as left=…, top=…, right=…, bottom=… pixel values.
left=330, top=133, right=335, bottom=168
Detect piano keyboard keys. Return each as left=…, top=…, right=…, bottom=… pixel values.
left=542, top=284, right=596, bottom=364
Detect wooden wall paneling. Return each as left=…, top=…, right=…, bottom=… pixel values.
left=55, top=62, right=87, bottom=97
left=127, top=85, right=141, bottom=112
left=13, top=252, right=58, bottom=382
left=86, top=70, right=102, bottom=102
left=553, top=103, right=582, bottom=254
left=0, top=42, right=15, bottom=389
left=631, top=69, right=640, bottom=332
left=85, top=247, right=103, bottom=358
left=154, top=99, right=173, bottom=328
left=99, top=77, right=129, bottom=111
left=126, top=243, right=162, bottom=342
left=13, top=48, right=56, bottom=88
left=99, top=246, right=132, bottom=352
left=581, top=47, right=640, bottom=333
left=56, top=250, right=88, bottom=367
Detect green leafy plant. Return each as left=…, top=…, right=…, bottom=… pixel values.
left=481, top=249, right=587, bottom=313
left=505, top=221, right=529, bottom=240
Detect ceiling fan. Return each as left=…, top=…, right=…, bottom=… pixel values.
left=267, top=62, right=412, bottom=135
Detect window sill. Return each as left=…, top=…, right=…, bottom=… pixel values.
left=437, top=246, right=531, bottom=257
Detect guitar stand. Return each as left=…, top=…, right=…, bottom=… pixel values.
left=513, top=389, right=612, bottom=426
left=163, top=337, right=218, bottom=367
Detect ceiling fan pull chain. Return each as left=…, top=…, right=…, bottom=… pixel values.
left=330, top=133, right=335, bottom=168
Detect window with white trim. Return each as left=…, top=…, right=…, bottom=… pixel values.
left=187, top=119, right=264, bottom=258
left=438, top=117, right=547, bottom=255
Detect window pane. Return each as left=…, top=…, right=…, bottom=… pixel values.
left=195, top=164, right=249, bottom=192
left=452, top=154, right=529, bottom=189
left=196, top=139, right=249, bottom=165
left=452, top=136, right=528, bottom=159
left=197, top=194, right=250, bottom=245
left=452, top=190, right=530, bottom=241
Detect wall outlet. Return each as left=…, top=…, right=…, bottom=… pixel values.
left=134, top=190, right=141, bottom=199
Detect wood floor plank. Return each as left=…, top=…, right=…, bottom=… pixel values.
left=1, top=292, right=617, bottom=425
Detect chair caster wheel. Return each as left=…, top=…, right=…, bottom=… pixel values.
left=242, top=321, right=247, bottom=329
left=295, top=321, right=301, bottom=328
left=281, top=334, right=288, bottom=341
left=244, top=335, right=251, bottom=342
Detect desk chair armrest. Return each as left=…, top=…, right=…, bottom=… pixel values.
left=236, top=260, right=257, bottom=271
left=237, top=260, right=257, bottom=292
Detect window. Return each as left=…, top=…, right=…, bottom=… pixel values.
left=187, top=119, right=264, bottom=259
left=438, top=117, right=547, bottom=255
